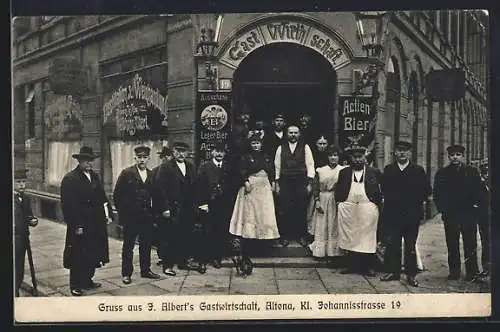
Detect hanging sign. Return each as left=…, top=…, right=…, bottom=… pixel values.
left=220, top=17, right=351, bottom=71
left=338, top=95, right=377, bottom=151
left=48, top=57, right=87, bottom=96
left=44, top=95, right=83, bottom=140
left=103, top=74, right=168, bottom=140
left=197, top=91, right=232, bottom=161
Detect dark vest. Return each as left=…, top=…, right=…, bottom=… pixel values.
left=280, top=142, right=307, bottom=177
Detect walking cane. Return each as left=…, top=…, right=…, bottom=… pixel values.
left=25, top=236, right=38, bottom=296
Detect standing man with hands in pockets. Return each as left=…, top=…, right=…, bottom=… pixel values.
left=60, top=146, right=112, bottom=296
left=114, top=145, right=161, bottom=285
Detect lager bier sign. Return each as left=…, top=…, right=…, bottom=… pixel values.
left=338, top=95, right=376, bottom=150
left=197, top=91, right=232, bottom=161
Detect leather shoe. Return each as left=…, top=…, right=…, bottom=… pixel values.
left=447, top=273, right=460, bottom=280
left=141, top=270, right=161, bottom=279
left=407, top=276, right=419, bottom=287
left=380, top=273, right=400, bottom=282
left=339, top=268, right=357, bottom=275
left=71, top=288, right=83, bottom=296
left=279, top=239, right=289, bottom=247
left=299, top=237, right=309, bottom=247
left=163, top=268, right=176, bottom=276
left=363, top=269, right=377, bottom=277
left=83, top=282, right=102, bottom=290
left=212, top=259, right=222, bottom=269
left=198, top=264, right=207, bottom=274
left=122, top=276, right=132, bottom=284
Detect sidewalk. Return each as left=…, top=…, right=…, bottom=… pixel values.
left=19, top=215, right=490, bottom=297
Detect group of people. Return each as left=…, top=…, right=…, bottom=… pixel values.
left=13, top=111, right=490, bottom=297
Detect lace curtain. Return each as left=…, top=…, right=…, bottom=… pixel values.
left=109, top=140, right=165, bottom=188
left=46, top=141, right=81, bottom=185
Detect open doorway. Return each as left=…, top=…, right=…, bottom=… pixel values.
left=232, top=43, right=337, bottom=143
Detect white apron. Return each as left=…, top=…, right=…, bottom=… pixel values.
left=338, top=170, right=379, bottom=253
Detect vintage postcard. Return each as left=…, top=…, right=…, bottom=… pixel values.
left=12, top=10, right=491, bottom=323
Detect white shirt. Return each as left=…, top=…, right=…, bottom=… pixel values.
left=275, top=131, right=283, bottom=139
left=274, top=142, right=315, bottom=180
left=353, top=169, right=364, bottom=183
left=212, top=159, right=223, bottom=168
left=83, top=171, right=91, bottom=182
left=397, top=160, right=410, bottom=171
left=176, top=161, right=186, bottom=176
left=137, top=167, right=148, bottom=182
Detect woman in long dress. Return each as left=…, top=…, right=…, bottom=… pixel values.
left=229, top=133, right=280, bottom=266
left=307, top=145, right=345, bottom=260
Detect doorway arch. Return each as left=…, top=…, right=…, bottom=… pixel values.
left=232, top=42, right=338, bottom=143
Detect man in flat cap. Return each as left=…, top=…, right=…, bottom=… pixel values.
left=299, top=113, right=315, bottom=148
left=114, top=145, right=160, bottom=284
left=433, top=144, right=483, bottom=281
left=380, top=141, right=431, bottom=287
left=335, top=144, right=382, bottom=276
left=195, top=142, right=231, bottom=269
left=61, top=146, right=112, bottom=296
left=14, top=168, right=38, bottom=297
left=262, top=113, right=286, bottom=158
left=152, top=146, right=173, bottom=267
left=154, top=142, right=205, bottom=274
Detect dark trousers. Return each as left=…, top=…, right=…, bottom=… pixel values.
left=15, top=234, right=27, bottom=296
left=70, top=261, right=95, bottom=290
left=383, top=219, right=420, bottom=277
left=345, top=251, right=376, bottom=272
left=203, top=203, right=229, bottom=262
left=279, top=176, right=308, bottom=240
left=443, top=218, right=479, bottom=277
left=477, top=211, right=490, bottom=273
left=158, top=223, right=177, bottom=270
left=121, top=221, right=153, bottom=276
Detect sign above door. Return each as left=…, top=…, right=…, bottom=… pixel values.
left=219, top=16, right=352, bottom=71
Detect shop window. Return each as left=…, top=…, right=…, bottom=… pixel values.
left=25, top=89, right=36, bottom=139
left=109, top=140, right=163, bottom=188
left=45, top=141, right=81, bottom=185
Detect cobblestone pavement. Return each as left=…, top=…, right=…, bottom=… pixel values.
left=17, top=215, right=490, bottom=297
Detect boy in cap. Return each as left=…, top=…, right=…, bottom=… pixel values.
left=433, top=144, right=482, bottom=281
left=114, top=145, right=160, bottom=284
left=61, top=146, right=112, bottom=296
left=263, top=112, right=286, bottom=157
left=14, top=168, right=38, bottom=297
left=380, top=141, right=431, bottom=287
left=154, top=142, right=206, bottom=274
left=195, top=142, right=231, bottom=269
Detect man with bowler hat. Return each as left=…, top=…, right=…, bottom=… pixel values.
left=114, top=145, right=161, bottom=284
left=152, top=146, right=172, bottom=267
left=380, top=140, right=431, bottom=287
left=61, top=146, right=112, bottom=296
left=196, top=142, right=231, bottom=269
left=154, top=142, right=205, bottom=273
left=433, top=144, right=482, bottom=281
left=14, top=168, right=38, bottom=297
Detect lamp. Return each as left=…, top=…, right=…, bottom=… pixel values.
left=196, top=27, right=219, bottom=90
left=353, top=11, right=390, bottom=95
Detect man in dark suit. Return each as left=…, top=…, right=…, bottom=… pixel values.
left=335, top=145, right=383, bottom=276
left=61, top=146, right=112, bottom=296
left=14, top=168, right=38, bottom=297
left=433, top=144, right=482, bottom=281
left=380, top=141, right=431, bottom=287
left=114, top=146, right=161, bottom=284
left=477, top=164, right=490, bottom=277
left=154, top=142, right=205, bottom=273
left=196, top=142, right=231, bottom=269
left=152, top=146, right=172, bottom=267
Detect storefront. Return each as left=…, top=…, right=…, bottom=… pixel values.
left=13, top=12, right=489, bottom=223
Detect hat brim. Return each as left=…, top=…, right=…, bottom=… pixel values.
left=72, top=153, right=99, bottom=160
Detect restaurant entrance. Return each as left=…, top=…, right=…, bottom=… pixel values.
left=232, top=43, right=337, bottom=144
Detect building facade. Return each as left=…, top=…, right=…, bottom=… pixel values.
left=12, top=11, right=489, bottom=220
